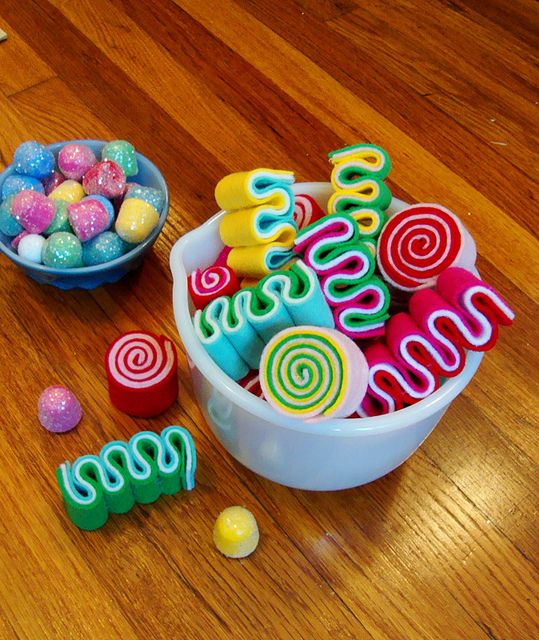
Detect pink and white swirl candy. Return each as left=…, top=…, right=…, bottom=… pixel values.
left=293, top=194, right=325, bottom=230
left=377, top=204, right=476, bottom=291
left=105, top=331, right=178, bottom=418
left=188, top=264, right=240, bottom=310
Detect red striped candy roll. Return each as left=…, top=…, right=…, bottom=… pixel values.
left=239, top=371, right=265, bottom=399
left=293, top=194, right=325, bottom=230
left=377, top=204, right=477, bottom=291
left=106, top=332, right=178, bottom=418
left=188, top=265, right=240, bottom=310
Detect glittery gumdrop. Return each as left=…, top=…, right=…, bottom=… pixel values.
left=11, top=231, right=30, bottom=250
left=38, top=385, right=82, bottom=433
left=82, top=231, right=127, bottom=266
left=48, top=179, right=85, bottom=203
left=17, top=233, right=45, bottom=264
left=44, top=200, right=71, bottom=235
left=213, top=506, right=260, bottom=558
left=115, top=197, right=159, bottom=244
left=12, top=190, right=55, bottom=233
left=13, top=141, right=55, bottom=179
left=42, top=232, right=83, bottom=269
left=125, top=184, right=164, bottom=212
left=67, top=199, right=111, bottom=242
left=81, top=195, right=114, bottom=227
left=82, top=160, right=126, bottom=199
left=42, top=170, right=65, bottom=196
left=0, top=195, right=24, bottom=236
left=57, top=143, right=97, bottom=181
left=1, top=174, right=44, bottom=200
left=101, top=140, right=138, bottom=177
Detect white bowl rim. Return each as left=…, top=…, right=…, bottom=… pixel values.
left=170, top=182, right=483, bottom=437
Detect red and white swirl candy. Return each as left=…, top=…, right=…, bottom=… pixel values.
left=377, top=204, right=476, bottom=291
left=293, top=194, right=325, bottom=230
left=105, top=331, right=178, bottom=418
left=188, top=264, right=240, bottom=310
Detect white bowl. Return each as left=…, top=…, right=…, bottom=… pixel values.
left=170, top=183, right=483, bottom=490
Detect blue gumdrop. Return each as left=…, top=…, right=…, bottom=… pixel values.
left=125, top=184, right=164, bottom=212
left=81, top=195, right=115, bottom=228
left=13, top=141, right=55, bottom=179
left=1, top=174, right=45, bottom=199
left=0, top=195, right=24, bottom=236
left=82, top=231, right=127, bottom=266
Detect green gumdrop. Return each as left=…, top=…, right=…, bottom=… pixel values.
left=102, top=140, right=138, bottom=177
left=44, top=200, right=72, bottom=235
left=42, top=232, right=83, bottom=269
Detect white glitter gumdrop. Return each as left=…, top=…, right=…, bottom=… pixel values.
left=18, top=233, right=45, bottom=264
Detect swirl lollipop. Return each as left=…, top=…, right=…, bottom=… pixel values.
left=188, top=265, right=240, bottom=310
left=259, top=326, right=368, bottom=420
left=105, top=331, right=178, bottom=418
left=377, top=203, right=477, bottom=291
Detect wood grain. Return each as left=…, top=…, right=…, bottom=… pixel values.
left=0, top=1, right=537, bottom=638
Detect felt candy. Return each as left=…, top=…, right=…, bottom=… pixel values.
left=42, top=171, right=65, bottom=196
left=67, top=198, right=110, bottom=242
left=102, top=140, right=138, bottom=177
left=259, top=325, right=369, bottom=419
left=82, top=232, right=127, bottom=266
left=329, top=143, right=392, bottom=183
left=115, top=197, right=159, bottom=243
left=377, top=203, right=477, bottom=291
left=106, top=331, right=178, bottom=418
left=18, top=233, right=45, bottom=264
left=48, top=179, right=85, bottom=203
left=12, top=190, right=55, bottom=233
left=294, top=213, right=390, bottom=338
left=188, top=265, right=240, bottom=310
left=213, top=506, right=259, bottom=558
left=38, top=385, right=82, bottom=433
left=57, top=143, right=97, bottom=181
left=327, top=178, right=392, bottom=215
left=42, top=232, right=83, bottom=268
left=227, top=241, right=296, bottom=278
left=217, top=169, right=296, bottom=246
left=348, top=207, right=387, bottom=239
left=1, top=174, right=44, bottom=199
left=13, top=141, right=54, bottom=179
left=193, top=260, right=334, bottom=380
left=293, top=193, right=326, bottom=230
left=56, top=425, right=196, bottom=530
left=83, top=160, right=126, bottom=199
left=239, top=371, right=264, bottom=399
left=213, top=245, right=232, bottom=268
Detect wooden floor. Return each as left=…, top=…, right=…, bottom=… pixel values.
left=0, top=1, right=538, bottom=638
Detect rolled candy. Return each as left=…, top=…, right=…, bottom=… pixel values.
left=105, top=331, right=179, bottom=418
left=188, top=264, right=240, bottom=309
left=259, top=325, right=369, bottom=419
left=348, top=207, right=387, bottom=239
left=56, top=425, right=196, bottom=530
left=327, top=178, right=392, bottom=216
left=293, top=193, right=325, bottom=230
left=227, top=240, right=296, bottom=278
left=377, top=203, right=477, bottom=291
left=217, top=169, right=296, bottom=246
left=328, top=143, right=392, bottom=183
left=239, top=371, right=264, bottom=399
left=332, top=278, right=390, bottom=339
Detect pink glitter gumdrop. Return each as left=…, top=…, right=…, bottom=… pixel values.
left=67, top=199, right=110, bottom=241
left=82, top=160, right=126, bottom=199
left=38, top=386, right=82, bottom=433
left=57, top=143, right=97, bottom=181
left=12, top=190, right=56, bottom=233
left=42, top=170, right=66, bottom=196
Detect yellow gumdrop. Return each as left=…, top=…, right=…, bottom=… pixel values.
left=49, top=180, right=85, bottom=203
left=213, top=506, right=259, bottom=559
left=115, top=197, right=159, bottom=244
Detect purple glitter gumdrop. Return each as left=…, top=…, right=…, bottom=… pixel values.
left=57, top=143, right=97, bottom=181
left=38, top=385, right=82, bottom=433
left=42, top=170, right=66, bottom=196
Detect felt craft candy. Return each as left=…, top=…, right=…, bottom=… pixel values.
left=239, top=371, right=264, bottom=399
left=259, top=325, right=369, bottom=419
left=56, top=425, right=196, bottom=531
left=292, top=193, right=326, bottom=230
left=188, top=265, right=240, bottom=310
left=329, top=143, right=392, bottom=183
left=216, top=169, right=296, bottom=246
left=226, top=240, right=296, bottom=278
left=377, top=203, right=477, bottom=291
left=213, top=506, right=260, bottom=558
left=294, top=213, right=390, bottom=338
left=327, top=178, right=392, bottom=215
left=193, top=260, right=334, bottom=380
left=106, top=332, right=178, bottom=418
